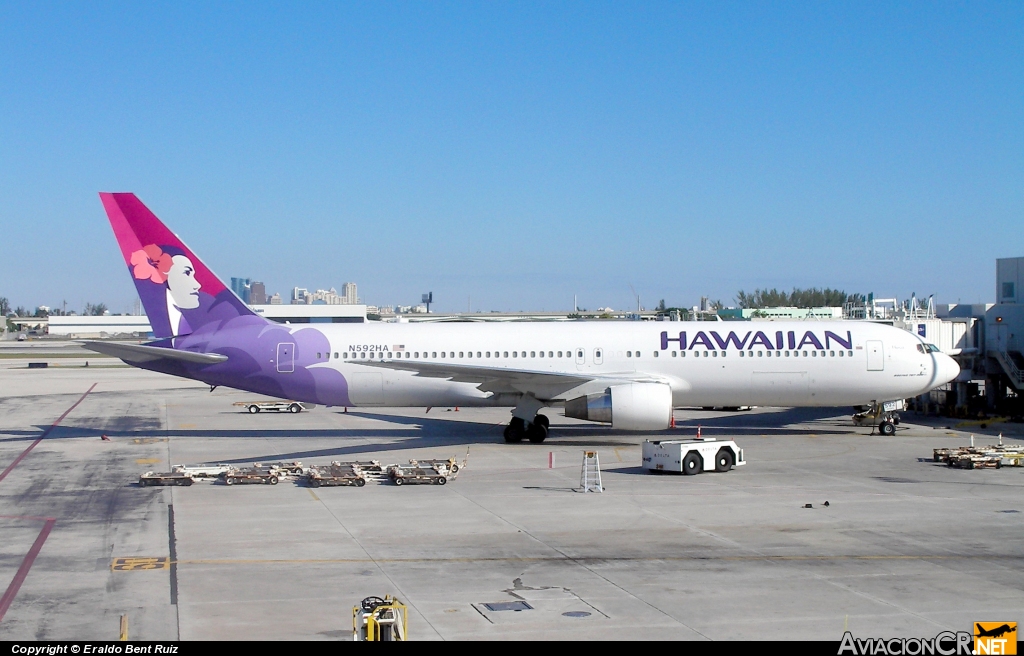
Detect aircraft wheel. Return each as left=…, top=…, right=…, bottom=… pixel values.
left=504, top=418, right=525, bottom=443
left=682, top=452, right=702, bottom=475
left=715, top=449, right=734, bottom=472
left=527, top=422, right=548, bottom=443
left=534, top=414, right=550, bottom=430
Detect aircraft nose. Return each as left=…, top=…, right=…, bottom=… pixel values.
left=936, top=353, right=960, bottom=385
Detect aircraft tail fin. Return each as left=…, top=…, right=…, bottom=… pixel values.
left=99, top=193, right=258, bottom=339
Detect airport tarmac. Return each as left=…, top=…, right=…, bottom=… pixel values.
left=1, top=363, right=1022, bottom=641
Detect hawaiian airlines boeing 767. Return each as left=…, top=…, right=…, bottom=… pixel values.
left=84, top=193, right=960, bottom=443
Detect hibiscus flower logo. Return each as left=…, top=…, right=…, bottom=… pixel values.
left=130, top=245, right=173, bottom=284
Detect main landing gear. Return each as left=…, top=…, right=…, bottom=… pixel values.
left=504, top=414, right=549, bottom=444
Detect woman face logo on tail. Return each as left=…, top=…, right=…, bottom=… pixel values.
left=166, top=255, right=201, bottom=309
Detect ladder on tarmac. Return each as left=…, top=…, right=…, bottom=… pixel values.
left=579, top=451, right=603, bottom=493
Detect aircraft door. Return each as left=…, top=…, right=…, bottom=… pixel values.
left=593, top=348, right=604, bottom=365
left=866, top=340, right=884, bottom=371
left=277, top=342, right=295, bottom=373
left=575, top=348, right=586, bottom=366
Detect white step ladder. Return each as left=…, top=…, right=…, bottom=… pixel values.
left=579, top=451, right=603, bottom=493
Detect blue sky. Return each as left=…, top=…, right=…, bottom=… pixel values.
left=1, top=1, right=1021, bottom=314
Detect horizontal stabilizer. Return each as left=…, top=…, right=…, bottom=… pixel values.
left=80, top=341, right=228, bottom=365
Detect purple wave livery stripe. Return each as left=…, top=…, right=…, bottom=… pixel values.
left=660, top=330, right=853, bottom=351
left=98, top=193, right=351, bottom=406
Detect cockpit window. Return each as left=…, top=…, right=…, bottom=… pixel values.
left=917, top=343, right=941, bottom=354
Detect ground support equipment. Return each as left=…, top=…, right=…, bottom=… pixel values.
left=353, top=595, right=407, bottom=641
left=139, top=471, right=194, bottom=486
left=642, top=438, right=746, bottom=475
left=389, top=466, right=447, bottom=486
left=223, top=466, right=280, bottom=485
left=253, top=461, right=305, bottom=478
left=233, top=401, right=314, bottom=414
left=171, top=463, right=232, bottom=479
left=306, top=464, right=367, bottom=487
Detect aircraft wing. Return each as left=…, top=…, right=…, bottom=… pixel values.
left=357, top=359, right=667, bottom=400
left=80, top=341, right=228, bottom=365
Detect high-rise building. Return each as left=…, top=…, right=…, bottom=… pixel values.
left=249, top=281, right=267, bottom=305
left=341, top=282, right=358, bottom=304
left=231, top=277, right=252, bottom=304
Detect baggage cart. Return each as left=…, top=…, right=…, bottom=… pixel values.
left=172, top=463, right=232, bottom=479
left=140, top=471, right=194, bottom=486
left=307, top=464, right=367, bottom=488
left=223, top=466, right=280, bottom=485
left=233, top=401, right=315, bottom=414
left=389, top=466, right=447, bottom=486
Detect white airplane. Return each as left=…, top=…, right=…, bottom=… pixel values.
left=85, top=193, right=961, bottom=443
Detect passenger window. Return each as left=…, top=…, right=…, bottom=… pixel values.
left=476, top=352, right=481, bottom=358
left=811, top=351, right=816, bottom=357
left=712, top=351, right=718, bottom=357
left=513, top=352, right=517, bottom=358
left=548, top=351, right=553, bottom=357
left=680, top=351, right=686, bottom=357
left=440, top=352, right=446, bottom=358
left=848, top=350, right=853, bottom=357
left=636, top=352, right=641, bottom=358
left=757, top=351, right=762, bottom=357
left=557, top=351, right=562, bottom=357
left=360, top=352, right=366, bottom=359
left=671, top=351, right=677, bottom=357
left=431, top=352, right=436, bottom=358
left=626, top=351, right=632, bottom=357
left=460, top=352, right=464, bottom=358
left=703, top=351, right=709, bottom=357
left=802, top=351, right=807, bottom=357
left=739, top=351, right=744, bottom=357
left=654, top=351, right=659, bottom=357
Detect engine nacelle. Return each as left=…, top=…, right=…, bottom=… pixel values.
left=564, top=382, right=672, bottom=431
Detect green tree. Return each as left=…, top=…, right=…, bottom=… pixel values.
left=736, top=287, right=860, bottom=309
left=85, top=303, right=108, bottom=316
left=0, top=297, right=9, bottom=316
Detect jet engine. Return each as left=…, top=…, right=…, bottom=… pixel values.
left=564, top=382, right=672, bottom=431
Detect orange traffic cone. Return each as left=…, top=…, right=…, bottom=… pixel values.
left=670, top=415, right=676, bottom=428
left=455, top=406, right=459, bottom=412
left=696, top=425, right=702, bottom=438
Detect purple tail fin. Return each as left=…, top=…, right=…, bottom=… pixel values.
left=99, top=193, right=258, bottom=339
